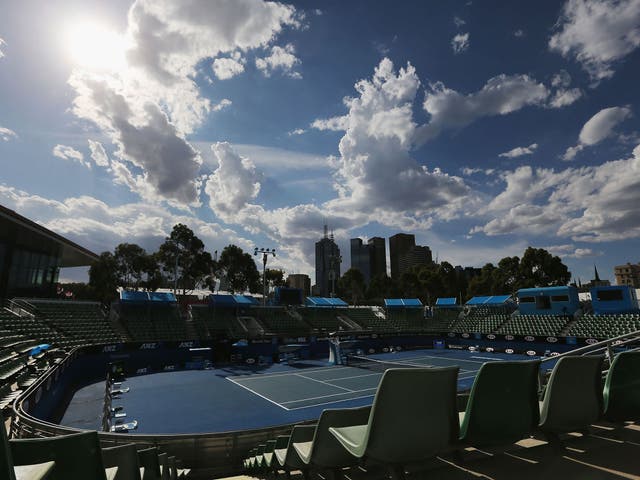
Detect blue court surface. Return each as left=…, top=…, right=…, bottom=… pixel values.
left=60, top=349, right=538, bottom=434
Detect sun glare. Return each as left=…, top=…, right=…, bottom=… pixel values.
left=64, top=21, right=128, bottom=71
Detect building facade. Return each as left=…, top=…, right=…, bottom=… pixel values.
left=398, top=245, right=433, bottom=277
left=368, top=237, right=387, bottom=279
left=287, top=273, right=311, bottom=297
left=389, top=233, right=415, bottom=280
left=315, top=227, right=341, bottom=297
left=350, top=238, right=371, bottom=284
left=614, top=263, right=640, bottom=288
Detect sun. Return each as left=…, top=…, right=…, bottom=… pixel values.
left=64, top=20, right=128, bottom=71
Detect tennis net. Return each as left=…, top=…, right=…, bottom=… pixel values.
left=345, top=354, right=432, bottom=373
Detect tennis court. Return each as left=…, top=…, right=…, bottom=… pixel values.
left=227, top=348, right=525, bottom=410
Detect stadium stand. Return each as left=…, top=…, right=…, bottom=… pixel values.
left=497, top=314, right=572, bottom=337
left=119, top=303, right=189, bottom=341
left=255, top=307, right=311, bottom=336
left=568, top=313, right=640, bottom=339
left=190, top=305, right=246, bottom=339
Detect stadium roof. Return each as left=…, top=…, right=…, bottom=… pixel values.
left=0, top=204, right=99, bottom=267
left=209, top=294, right=258, bottom=306
left=466, top=295, right=512, bottom=305
left=305, top=296, right=348, bottom=307
left=384, top=298, right=423, bottom=308
left=435, top=297, right=457, bottom=306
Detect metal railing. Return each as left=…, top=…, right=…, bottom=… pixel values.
left=540, top=328, right=640, bottom=365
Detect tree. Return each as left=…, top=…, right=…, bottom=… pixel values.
left=519, top=247, right=571, bottom=287
left=264, top=268, right=285, bottom=290
left=89, top=252, right=119, bottom=304
left=495, top=256, right=522, bottom=294
left=338, top=268, right=366, bottom=305
left=467, top=263, right=498, bottom=298
left=114, top=243, right=148, bottom=289
left=157, top=224, right=215, bottom=295
left=366, top=273, right=396, bottom=304
left=215, top=244, right=260, bottom=293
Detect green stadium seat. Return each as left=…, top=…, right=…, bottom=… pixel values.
left=293, top=406, right=371, bottom=476
left=101, top=444, right=142, bottom=480
left=10, top=431, right=107, bottom=480
left=166, top=456, right=177, bottom=480
left=251, top=444, right=265, bottom=471
left=261, top=439, right=278, bottom=470
left=539, top=355, right=604, bottom=436
left=136, top=447, right=161, bottom=480
left=274, top=426, right=314, bottom=476
left=459, top=360, right=540, bottom=447
left=2, top=414, right=52, bottom=480
left=329, top=367, right=459, bottom=479
left=603, top=350, right=640, bottom=422
left=156, top=453, right=170, bottom=480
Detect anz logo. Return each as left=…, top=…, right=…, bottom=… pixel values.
left=178, top=342, right=194, bottom=348
left=505, top=348, right=514, bottom=354
left=102, top=345, right=117, bottom=353
left=585, top=338, right=598, bottom=345
left=140, top=343, right=158, bottom=350
left=505, top=335, right=514, bottom=341
left=462, top=333, right=470, bottom=338
left=526, top=350, right=537, bottom=356
left=485, top=347, right=494, bottom=353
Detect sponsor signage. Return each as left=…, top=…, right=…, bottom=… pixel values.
left=139, top=343, right=158, bottom=350
left=505, top=348, right=514, bottom=354
left=462, top=333, right=470, bottom=338
left=505, top=335, right=514, bottom=341
left=102, top=345, right=118, bottom=353
left=485, top=347, right=494, bottom=353
left=487, top=334, right=496, bottom=340
left=178, top=341, right=195, bottom=348
left=526, top=350, right=537, bottom=356
left=448, top=332, right=456, bottom=337
left=585, top=338, right=598, bottom=345
left=546, top=337, right=558, bottom=343
left=524, top=336, right=535, bottom=342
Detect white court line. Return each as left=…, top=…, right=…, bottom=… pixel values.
left=230, top=365, right=344, bottom=381
left=280, top=387, right=379, bottom=404
left=319, top=372, right=381, bottom=382
left=226, top=377, right=291, bottom=411
left=285, top=392, right=378, bottom=411
left=393, top=354, right=489, bottom=365
left=471, top=356, right=504, bottom=361
left=294, top=373, right=355, bottom=392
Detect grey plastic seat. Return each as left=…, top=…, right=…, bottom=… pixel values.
left=604, top=350, right=640, bottom=422
left=251, top=444, right=266, bottom=470
left=136, top=447, right=160, bottom=480
left=166, top=456, right=177, bottom=480
left=260, top=440, right=277, bottom=470
left=157, top=453, right=170, bottom=480
left=275, top=426, right=315, bottom=477
left=539, top=355, right=604, bottom=435
left=330, top=367, right=459, bottom=479
left=293, top=406, right=370, bottom=478
left=102, top=444, right=142, bottom=480
left=459, top=360, right=540, bottom=447
left=10, top=431, right=106, bottom=480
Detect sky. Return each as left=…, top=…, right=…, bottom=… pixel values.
left=1, top=0, right=640, bottom=286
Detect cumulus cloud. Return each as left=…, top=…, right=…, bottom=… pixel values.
left=212, top=98, right=232, bottom=111
left=212, top=53, right=245, bottom=80
left=451, top=33, right=470, bottom=54
left=288, top=128, right=306, bottom=136
left=311, top=115, right=349, bottom=132
left=549, top=88, right=583, bottom=108
left=204, top=142, right=261, bottom=221
left=0, top=37, right=6, bottom=58
left=563, top=106, right=632, bottom=160
left=66, top=0, right=301, bottom=205
left=549, top=0, right=640, bottom=82
left=545, top=244, right=602, bottom=258
left=88, top=140, right=109, bottom=167
left=255, top=43, right=302, bottom=78
left=0, top=183, right=253, bottom=258
left=473, top=143, right=640, bottom=242
left=499, top=143, right=538, bottom=158
left=52, top=144, right=91, bottom=169
left=415, top=74, right=549, bottom=143
left=0, top=126, right=17, bottom=141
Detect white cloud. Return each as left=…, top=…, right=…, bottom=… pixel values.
left=287, top=128, right=306, bottom=136
left=212, top=99, right=232, bottom=111
left=549, top=0, right=640, bottom=82
left=66, top=0, right=301, bottom=205
left=52, top=144, right=91, bottom=169
left=212, top=54, right=245, bottom=80
left=88, top=140, right=109, bottom=167
left=551, top=70, right=572, bottom=88
left=0, top=126, right=17, bottom=141
left=204, top=142, right=261, bottom=221
left=415, top=74, right=549, bottom=143
left=514, top=29, right=525, bottom=38
left=451, top=33, right=470, bottom=54
left=545, top=244, right=603, bottom=258
left=454, top=16, right=466, bottom=28
left=0, top=37, right=6, bottom=58
left=0, top=183, right=253, bottom=258
left=311, top=115, right=349, bottom=132
left=549, top=88, right=583, bottom=108
left=255, top=43, right=302, bottom=78
left=474, top=143, right=640, bottom=242
left=563, top=106, right=632, bottom=160
left=499, top=143, right=538, bottom=158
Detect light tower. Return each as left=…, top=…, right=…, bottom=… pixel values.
left=254, top=247, right=276, bottom=306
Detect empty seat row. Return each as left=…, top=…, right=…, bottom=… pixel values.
left=245, top=351, right=640, bottom=479
left=2, top=418, right=191, bottom=480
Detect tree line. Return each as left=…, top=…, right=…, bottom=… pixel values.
left=337, top=247, right=571, bottom=306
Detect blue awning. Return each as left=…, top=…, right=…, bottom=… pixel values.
left=305, top=297, right=348, bottom=307
left=466, top=295, right=511, bottom=305
left=384, top=298, right=423, bottom=308
left=436, top=297, right=457, bottom=306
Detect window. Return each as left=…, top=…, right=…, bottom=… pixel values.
left=519, top=296, right=535, bottom=303
left=535, top=296, right=551, bottom=309
left=551, top=295, right=569, bottom=302
left=597, top=289, right=623, bottom=301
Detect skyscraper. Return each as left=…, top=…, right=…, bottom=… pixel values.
left=368, top=237, right=387, bottom=279
left=350, top=238, right=371, bottom=284
left=389, top=233, right=415, bottom=280
left=315, top=225, right=341, bottom=297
